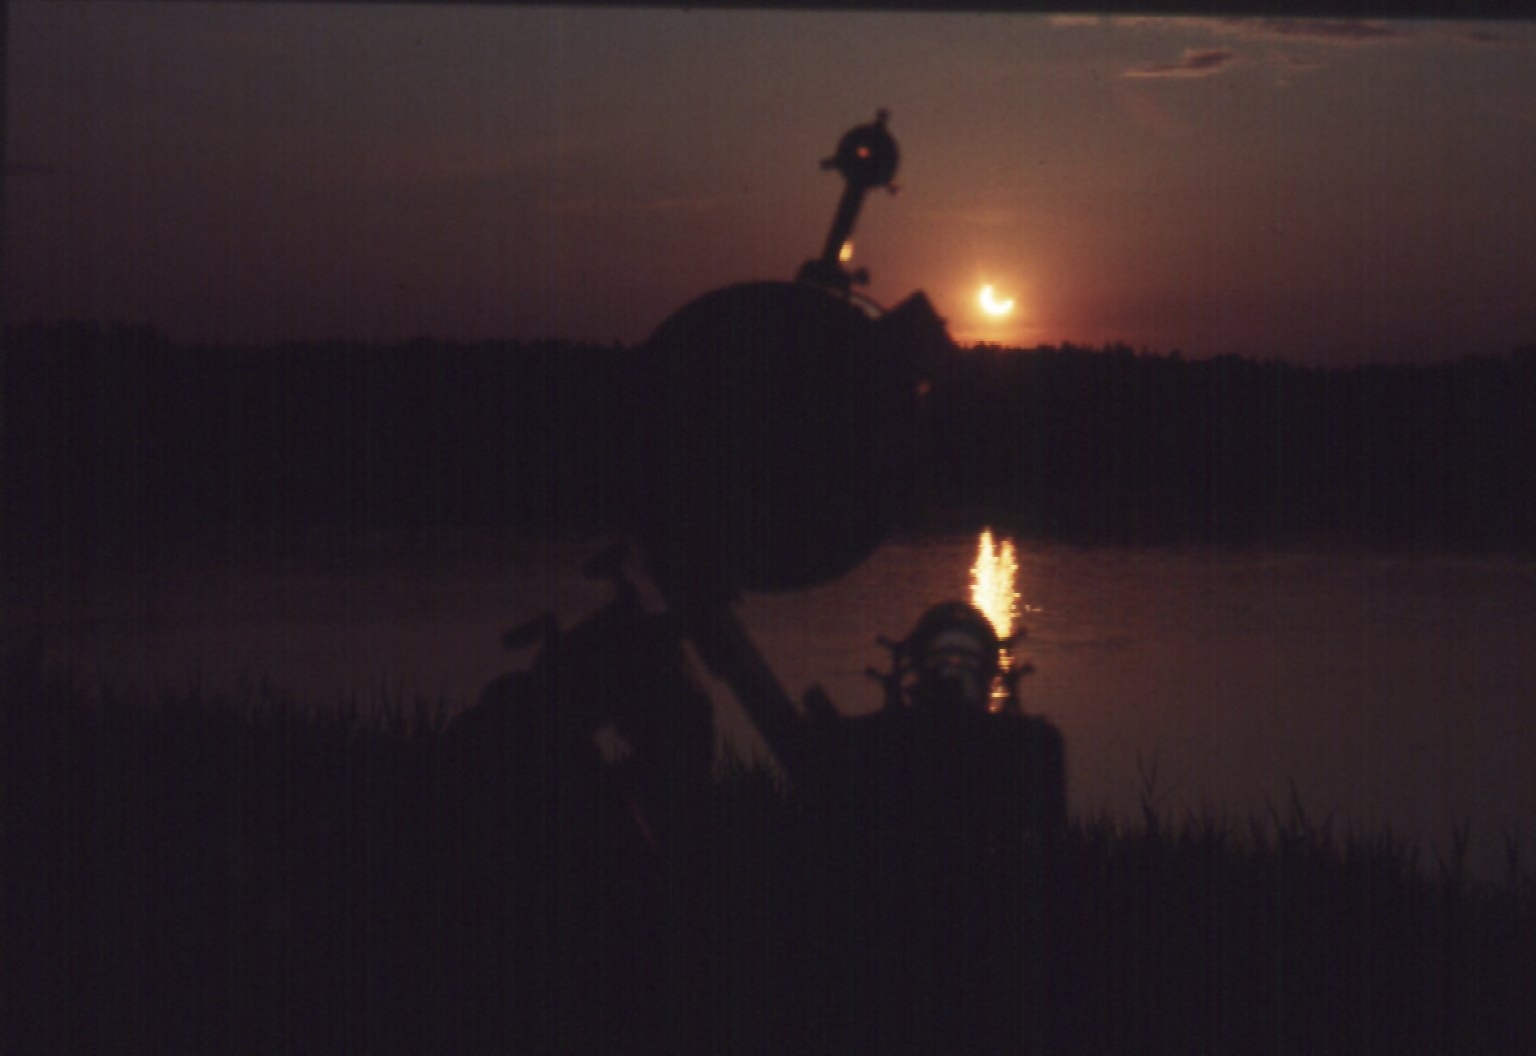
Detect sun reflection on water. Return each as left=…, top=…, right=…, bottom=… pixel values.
left=971, top=528, right=1019, bottom=711
left=971, top=528, right=1017, bottom=640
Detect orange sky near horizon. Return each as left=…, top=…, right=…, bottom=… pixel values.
left=8, top=3, right=1536, bottom=364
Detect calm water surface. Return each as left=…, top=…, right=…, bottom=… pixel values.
left=11, top=530, right=1536, bottom=880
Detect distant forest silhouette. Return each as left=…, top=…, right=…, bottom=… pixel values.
left=7, top=320, right=1536, bottom=563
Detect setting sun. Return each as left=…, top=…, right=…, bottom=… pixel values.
left=978, top=285, right=1015, bottom=318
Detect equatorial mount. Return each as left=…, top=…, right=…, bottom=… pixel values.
left=797, top=110, right=900, bottom=295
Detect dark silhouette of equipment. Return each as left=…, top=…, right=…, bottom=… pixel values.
left=630, top=111, right=944, bottom=602
left=792, top=603, right=1067, bottom=1055
left=849, top=600, right=1066, bottom=836
left=452, top=541, right=715, bottom=854
left=467, top=112, right=1069, bottom=829
left=616, top=111, right=960, bottom=786
left=468, top=110, right=1066, bottom=881
left=876, top=599, right=1003, bottom=713
left=798, top=109, right=900, bottom=294
left=456, top=116, right=1069, bottom=1044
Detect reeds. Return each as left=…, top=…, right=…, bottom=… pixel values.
left=5, top=649, right=1533, bottom=1054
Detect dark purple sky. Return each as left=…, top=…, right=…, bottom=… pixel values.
left=8, top=3, right=1536, bottom=362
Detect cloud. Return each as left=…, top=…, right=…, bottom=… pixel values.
left=1123, top=49, right=1237, bottom=79
left=1444, top=26, right=1536, bottom=49
left=1097, top=16, right=1406, bottom=46
left=1421, top=23, right=1536, bottom=52
left=1047, top=15, right=1104, bottom=29
left=1232, top=18, right=1403, bottom=44
left=1247, top=18, right=1406, bottom=42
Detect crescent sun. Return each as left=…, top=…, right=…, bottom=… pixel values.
left=979, top=285, right=1015, bottom=317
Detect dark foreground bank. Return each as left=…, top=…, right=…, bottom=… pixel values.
left=5, top=648, right=1535, bottom=1055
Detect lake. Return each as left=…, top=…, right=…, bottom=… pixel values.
left=9, top=528, right=1536, bottom=882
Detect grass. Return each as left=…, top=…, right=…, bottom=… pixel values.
left=5, top=644, right=1535, bottom=1055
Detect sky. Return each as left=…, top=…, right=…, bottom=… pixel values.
left=7, top=2, right=1536, bottom=363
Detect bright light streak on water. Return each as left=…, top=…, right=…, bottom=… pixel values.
left=970, top=527, right=1018, bottom=641
left=972, top=527, right=1020, bottom=711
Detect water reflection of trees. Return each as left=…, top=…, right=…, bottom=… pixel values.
left=918, top=340, right=1536, bottom=549
left=8, top=322, right=1536, bottom=560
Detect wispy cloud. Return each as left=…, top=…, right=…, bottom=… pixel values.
left=1124, top=49, right=1237, bottom=79
left=1057, top=15, right=1408, bottom=47
left=1229, top=19, right=1403, bottom=44
left=1047, top=14, right=1104, bottom=29
left=1420, top=23, right=1536, bottom=53
left=1444, top=25, right=1536, bottom=50
left=1087, top=17, right=1410, bottom=84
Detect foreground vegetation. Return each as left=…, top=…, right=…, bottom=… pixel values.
left=6, top=648, right=1535, bottom=1054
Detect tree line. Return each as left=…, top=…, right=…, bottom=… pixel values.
left=915, top=340, right=1536, bottom=549
left=6, top=322, right=1535, bottom=564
